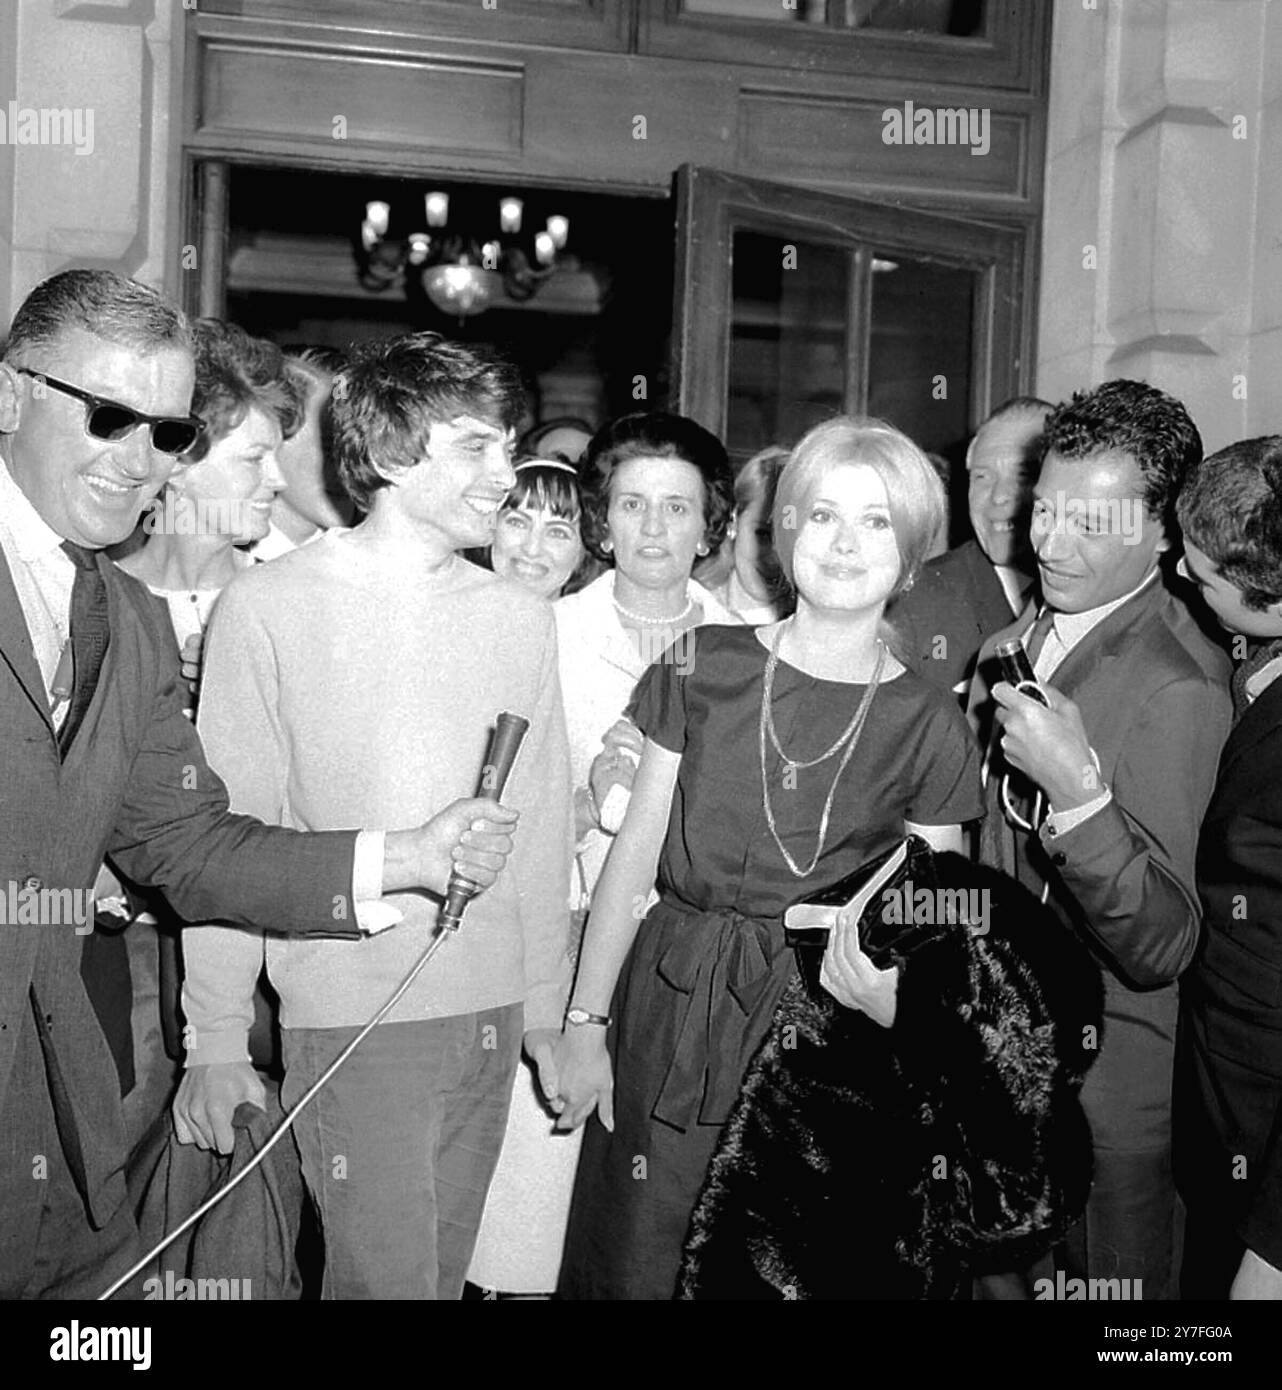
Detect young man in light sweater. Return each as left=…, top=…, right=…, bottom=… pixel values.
left=173, top=333, right=573, bottom=1299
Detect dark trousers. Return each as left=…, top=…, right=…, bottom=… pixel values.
left=282, top=1004, right=522, bottom=1300
left=976, top=1148, right=1182, bottom=1300
left=0, top=1003, right=139, bottom=1299
left=1064, top=1147, right=1182, bottom=1299
left=1180, top=1207, right=1243, bottom=1300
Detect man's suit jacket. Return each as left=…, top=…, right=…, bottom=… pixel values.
left=0, top=548, right=360, bottom=1226
left=968, top=579, right=1232, bottom=1154
left=889, top=538, right=1029, bottom=694
left=1176, top=674, right=1282, bottom=1269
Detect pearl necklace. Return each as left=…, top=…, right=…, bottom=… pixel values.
left=612, top=591, right=695, bottom=626
left=759, top=623, right=886, bottom=878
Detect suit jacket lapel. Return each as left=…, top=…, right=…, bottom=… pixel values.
left=1041, top=578, right=1167, bottom=697
left=966, top=542, right=1012, bottom=625
left=0, top=545, right=55, bottom=735
left=1218, top=673, right=1282, bottom=776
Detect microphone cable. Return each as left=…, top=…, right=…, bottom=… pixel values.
left=98, top=713, right=529, bottom=1301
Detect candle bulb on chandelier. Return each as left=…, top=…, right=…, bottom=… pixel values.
left=546, top=214, right=569, bottom=250
left=425, top=191, right=449, bottom=228
left=534, top=230, right=556, bottom=266
left=364, top=200, right=390, bottom=238
left=499, top=197, right=523, bottom=234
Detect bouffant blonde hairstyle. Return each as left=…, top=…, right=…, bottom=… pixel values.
left=772, top=417, right=944, bottom=604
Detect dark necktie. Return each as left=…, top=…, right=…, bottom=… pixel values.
left=1023, top=605, right=1057, bottom=672
left=58, top=540, right=110, bottom=755
left=979, top=606, right=1059, bottom=870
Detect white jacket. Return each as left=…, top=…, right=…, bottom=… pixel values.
left=554, top=570, right=740, bottom=894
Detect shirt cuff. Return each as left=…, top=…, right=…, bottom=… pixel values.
left=1042, top=787, right=1113, bottom=838
left=183, top=1028, right=251, bottom=1068
left=353, top=830, right=403, bottom=935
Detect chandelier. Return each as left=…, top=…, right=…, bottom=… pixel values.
left=356, top=192, right=571, bottom=319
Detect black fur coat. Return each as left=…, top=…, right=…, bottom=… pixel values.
left=677, top=848, right=1104, bottom=1300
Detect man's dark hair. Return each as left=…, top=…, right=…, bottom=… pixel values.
left=3, top=268, right=192, bottom=363
left=286, top=348, right=348, bottom=489
left=331, top=332, right=525, bottom=511
left=291, top=345, right=350, bottom=377
left=1043, top=379, right=1202, bottom=533
left=186, top=319, right=302, bottom=462
left=1177, top=436, right=1282, bottom=612
left=579, top=411, right=734, bottom=563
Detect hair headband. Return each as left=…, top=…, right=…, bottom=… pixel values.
left=515, top=458, right=579, bottom=476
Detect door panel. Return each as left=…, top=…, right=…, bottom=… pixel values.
left=671, top=165, right=1028, bottom=463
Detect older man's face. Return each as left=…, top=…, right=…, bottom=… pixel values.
left=1, top=327, right=195, bottom=548
left=966, top=412, right=1045, bottom=568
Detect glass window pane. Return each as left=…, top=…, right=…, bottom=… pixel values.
left=867, top=254, right=974, bottom=456
left=728, top=229, right=850, bottom=460
left=680, top=0, right=985, bottom=36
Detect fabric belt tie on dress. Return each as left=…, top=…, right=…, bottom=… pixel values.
left=649, top=903, right=793, bottom=1131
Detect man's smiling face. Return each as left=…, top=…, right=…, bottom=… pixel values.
left=389, top=413, right=517, bottom=552
left=1, top=327, right=195, bottom=548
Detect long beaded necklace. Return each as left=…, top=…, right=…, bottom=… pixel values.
left=758, top=621, right=886, bottom=878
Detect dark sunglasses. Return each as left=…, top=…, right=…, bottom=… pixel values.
left=16, top=367, right=205, bottom=457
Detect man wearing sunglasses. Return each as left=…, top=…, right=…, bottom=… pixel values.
left=0, top=269, right=519, bottom=1298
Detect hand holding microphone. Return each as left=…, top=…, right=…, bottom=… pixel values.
left=382, top=714, right=528, bottom=909
left=991, top=639, right=1101, bottom=823
left=440, top=713, right=529, bottom=931
left=994, top=638, right=1050, bottom=707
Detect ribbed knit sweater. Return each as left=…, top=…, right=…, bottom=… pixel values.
left=181, top=533, right=572, bottom=1063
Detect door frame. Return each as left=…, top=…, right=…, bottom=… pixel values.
left=670, top=164, right=1033, bottom=443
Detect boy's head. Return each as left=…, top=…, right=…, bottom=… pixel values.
left=331, top=332, right=525, bottom=514
left=1176, top=435, right=1282, bottom=639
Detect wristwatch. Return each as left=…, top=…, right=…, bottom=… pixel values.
left=566, top=1007, right=612, bottom=1028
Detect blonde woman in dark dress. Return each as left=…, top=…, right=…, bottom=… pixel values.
left=554, top=417, right=986, bottom=1299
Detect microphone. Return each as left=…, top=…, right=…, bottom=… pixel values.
left=994, top=637, right=1050, bottom=707
left=992, top=639, right=1048, bottom=831
left=439, top=712, right=529, bottom=933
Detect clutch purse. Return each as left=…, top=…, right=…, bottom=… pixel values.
left=782, top=835, right=959, bottom=971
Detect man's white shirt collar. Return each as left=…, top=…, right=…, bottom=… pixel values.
left=1034, top=567, right=1161, bottom=666
left=1246, top=655, right=1282, bottom=704
left=992, top=564, right=1028, bottom=616
left=0, top=456, right=69, bottom=565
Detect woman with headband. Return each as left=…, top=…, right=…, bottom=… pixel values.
left=483, top=456, right=594, bottom=602
left=467, top=455, right=592, bottom=1297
